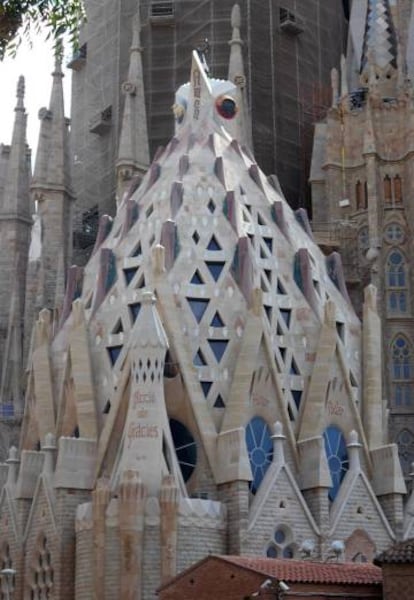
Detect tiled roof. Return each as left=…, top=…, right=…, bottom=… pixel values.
left=375, top=539, right=414, bottom=565
left=221, top=556, right=382, bottom=585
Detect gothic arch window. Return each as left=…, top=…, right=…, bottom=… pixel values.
left=323, top=426, right=349, bottom=502
left=396, top=429, right=414, bottom=474
left=391, top=336, right=414, bottom=408
left=355, top=180, right=367, bottom=210
left=384, top=175, right=392, bottom=204
left=245, top=417, right=273, bottom=494
left=384, top=223, right=405, bottom=245
left=394, top=175, right=402, bottom=204
left=0, top=543, right=14, bottom=600
left=386, top=250, right=408, bottom=314
left=266, top=526, right=296, bottom=559
left=29, top=536, right=53, bottom=600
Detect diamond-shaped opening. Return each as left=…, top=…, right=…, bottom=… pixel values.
left=206, top=261, right=225, bottom=282
left=214, top=395, right=225, bottom=408
left=192, top=231, right=200, bottom=244
left=194, top=349, right=207, bottom=366
left=146, top=204, right=154, bottom=218
left=201, top=381, right=212, bottom=397
left=131, top=242, right=142, bottom=257
left=208, top=339, right=229, bottom=362
left=290, top=357, right=300, bottom=375
left=129, top=303, right=141, bottom=322
left=207, top=199, right=215, bottom=214
left=107, top=345, right=123, bottom=366
left=111, top=319, right=124, bottom=334
left=264, top=305, right=272, bottom=322
left=190, top=270, right=204, bottom=285
left=210, top=312, right=225, bottom=327
left=123, top=267, right=138, bottom=286
left=187, top=298, right=209, bottom=322
left=292, top=390, right=302, bottom=410
left=280, top=308, right=291, bottom=328
left=207, top=235, right=221, bottom=251
left=103, top=400, right=111, bottom=414
left=263, top=237, right=273, bottom=253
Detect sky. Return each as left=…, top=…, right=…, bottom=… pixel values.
left=0, top=33, right=72, bottom=164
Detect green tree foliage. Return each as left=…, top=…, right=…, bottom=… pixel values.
left=0, top=0, right=85, bottom=59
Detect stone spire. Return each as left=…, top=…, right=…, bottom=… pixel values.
left=227, top=3, right=252, bottom=148
left=116, top=10, right=150, bottom=204
left=33, top=53, right=71, bottom=191
left=29, top=53, right=74, bottom=312
left=2, top=76, right=30, bottom=216
left=360, top=0, right=398, bottom=88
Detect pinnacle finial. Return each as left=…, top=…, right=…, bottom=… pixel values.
left=231, top=4, right=241, bottom=30
left=15, top=75, right=25, bottom=110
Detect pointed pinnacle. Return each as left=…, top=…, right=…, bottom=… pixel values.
left=231, top=4, right=241, bottom=30
left=15, top=75, right=25, bottom=111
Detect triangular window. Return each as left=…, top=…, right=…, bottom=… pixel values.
left=206, top=261, right=225, bottom=282
left=210, top=312, right=224, bottom=327
left=107, top=345, right=123, bottom=366
left=277, top=279, right=286, bottom=295
left=190, top=270, right=204, bottom=285
left=292, top=390, right=302, bottom=410
left=111, top=319, right=124, bottom=334
left=187, top=298, right=209, bottom=322
left=290, top=357, right=300, bottom=375
left=280, top=309, right=291, bottom=328
left=131, top=242, right=142, bottom=257
left=208, top=339, right=229, bottom=362
left=263, top=237, right=273, bottom=253
left=264, top=305, right=272, bottom=322
left=194, top=349, right=207, bottom=366
left=103, top=400, right=111, bottom=414
left=207, top=235, right=221, bottom=251
left=201, top=381, right=212, bottom=397
left=214, top=395, right=225, bottom=408
left=129, top=303, right=141, bottom=322
left=123, top=267, right=138, bottom=286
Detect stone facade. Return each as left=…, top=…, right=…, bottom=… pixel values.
left=1, top=2, right=414, bottom=599
left=310, top=0, right=414, bottom=479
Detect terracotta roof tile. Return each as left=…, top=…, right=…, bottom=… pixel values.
left=375, top=538, right=414, bottom=565
left=220, top=556, right=382, bottom=585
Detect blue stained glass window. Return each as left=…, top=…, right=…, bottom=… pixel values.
left=323, top=426, right=349, bottom=502
left=245, top=417, right=273, bottom=494
left=187, top=298, right=209, bottom=322
left=208, top=339, right=229, bottom=362
left=266, top=546, right=278, bottom=558
left=129, top=303, right=141, bottom=322
left=107, top=345, right=123, bottom=366
left=387, top=251, right=405, bottom=287
left=123, top=267, right=138, bottom=285
left=206, top=261, right=225, bottom=282
left=169, top=419, right=197, bottom=482
left=392, top=336, right=413, bottom=379
left=207, top=235, right=221, bottom=251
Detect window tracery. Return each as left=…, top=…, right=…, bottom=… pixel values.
left=386, top=250, right=408, bottom=314
left=391, top=336, right=413, bottom=408
left=323, top=426, right=349, bottom=502
left=245, top=417, right=273, bottom=494
left=266, top=526, right=296, bottom=559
